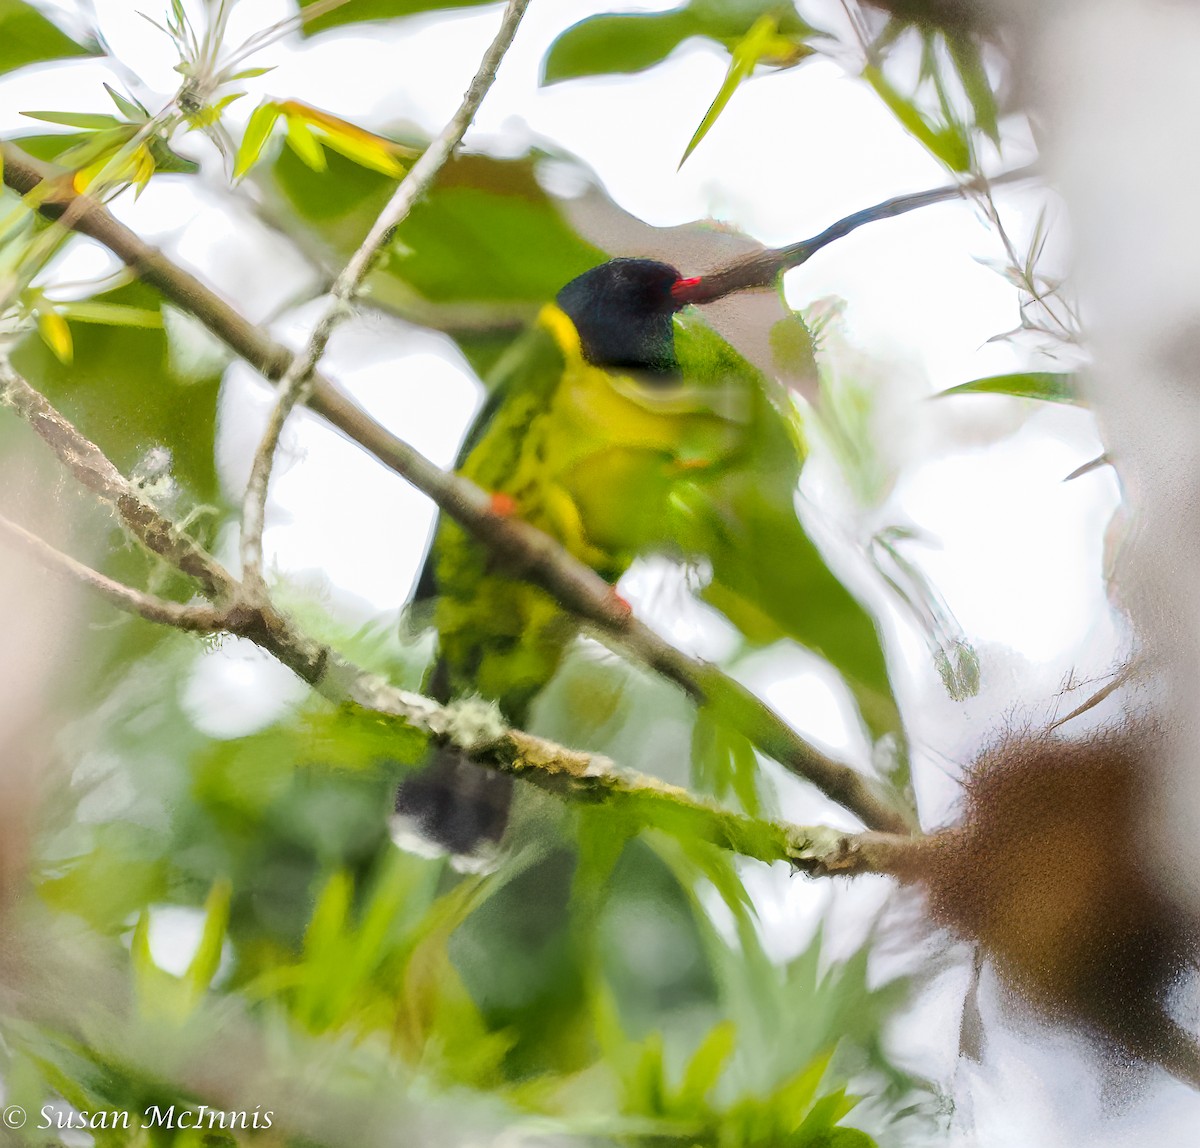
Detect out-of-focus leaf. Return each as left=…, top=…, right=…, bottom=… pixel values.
left=104, top=83, right=148, bottom=121
left=544, top=0, right=816, bottom=85
left=234, top=100, right=282, bottom=179
left=863, top=64, right=970, bottom=171
left=182, top=878, right=232, bottom=1003
left=10, top=281, right=222, bottom=504
left=945, top=32, right=999, bottom=143
left=296, top=0, right=497, bottom=35
left=267, top=146, right=606, bottom=305
left=35, top=307, right=73, bottom=363
left=681, top=13, right=812, bottom=167
left=20, top=110, right=124, bottom=130
left=543, top=8, right=701, bottom=84
left=675, top=1019, right=736, bottom=1107
left=56, top=301, right=163, bottom=327
left=0, top=0, right=95, bottom=77
left=665, top=318, right=902, bottom=742
left=691, top=709, right=762, bottom=816
left=937, top=370, right=1079, bottom=404
left=285, top=113, right=327, bottom=171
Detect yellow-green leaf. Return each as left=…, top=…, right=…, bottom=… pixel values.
left=57, top=301, right=163, bottom=328
left=284, top=114, right=326, bottom=172
left=680, top=14, right=810, bottom=168
left=937, top=370, right=1079, bottom=404
left=36, top=307, right=72, bottom=363
left=234, top=100, right=282, bottom=179
left=21, top=109, right=123, bottom=130
left=182, top=877, right=232, bottom=1002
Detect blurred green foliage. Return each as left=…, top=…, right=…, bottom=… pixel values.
left=0, top=0, right=94, bottom=77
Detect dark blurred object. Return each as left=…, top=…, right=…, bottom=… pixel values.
left=913, top=722, right=1200, bottom=1085
left=862, top=0, right=997, bottom=35
left=394, top=746, right=512, bottom=855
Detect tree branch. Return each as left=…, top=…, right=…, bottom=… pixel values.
left=239, top=0, right=532, bottom=594
left=0, top=360, right=237, bottom=601
left=0, top=512, right=230, bottom=633
left=0, top=143, right=915, bottom=835
left=0, top=367, right=921, bottom=877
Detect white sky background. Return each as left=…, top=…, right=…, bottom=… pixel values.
left=1, top=0, right=1166, bottom=1142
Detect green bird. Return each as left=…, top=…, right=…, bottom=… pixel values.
left=396, top=258, right=897, bottom=853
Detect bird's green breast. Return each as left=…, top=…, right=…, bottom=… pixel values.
left=429, top=302, right=757, bottom=719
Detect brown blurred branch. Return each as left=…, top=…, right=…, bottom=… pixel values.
left=240, top=0, right=532, bottom=594
left=0, top=144, right=914, bottom=835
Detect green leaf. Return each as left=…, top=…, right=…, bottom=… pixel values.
left=10, top=281, right=223, bottom=508
left=225, top=65, right=275, bottom=80
left=297, top=0, right=497, bottom=36
left=863, top=64, right=971, bottom=171
left=103, top=83, right=148, bottom=122
left=266, top=146, right=606, bottom=306
left=285, top=113, right=327, bottom=171
left=681, top=13, right=811, bottom=167
left=937, top=370, right=1080, bottom=404
left=676, top=1020, right=736, bottom=1108
left=0, top=1, right=94, bottom=77
left=234, top=100, right=282, bottom=180
left=946, top=32, right=999, bottom=143
left=20, top=110, right=124, bottom=130
left=55, top=301, right=163, bottom=328
left=182, top=878, right=232, bottom=1002
left=543, top=9, right=700, bottom=84
left=544, top=1, right=816, bottom=86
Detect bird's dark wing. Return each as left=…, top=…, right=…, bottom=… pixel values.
left=409, top=321, right=564, bottom=608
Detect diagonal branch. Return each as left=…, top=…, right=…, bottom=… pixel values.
left=0, top=366, right=921, bottom=878
left=0, top=143, right=915, bottom=835
left=0, top=359, right=236, bottom=601
left=0, top=511, right=230, bottom=633
left=239, top=0, right=532, bottom=594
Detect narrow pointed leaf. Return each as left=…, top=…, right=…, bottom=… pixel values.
left=234, top=101, right=282, bottom=179
left=937, top=370, right=1079, bottom=404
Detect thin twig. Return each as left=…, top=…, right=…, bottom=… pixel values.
left=0, top=512, right=230, bottom=633
left=238, top=0, right=532, bottom=594
left=0, top=143, right=915, bottom=834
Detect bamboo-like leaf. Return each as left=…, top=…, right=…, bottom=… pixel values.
left=103, top=83, right=147, bottom=122
left=284, top=114, right=327, bottom=171
left=937, top=370, right=1080, bottom=404
left=234, top=100, right=282, bottom=179
left=863, top=64, right=970, bottom=171
left=680, top=14, right=810, bottom=168
left=946, top=33, right=999, bottom=143
left=225, top=65, right=275, bottom=81
left=20, top=110, right=123, bottom=130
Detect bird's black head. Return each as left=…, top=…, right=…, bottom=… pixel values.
left=556, top=258, right=683, bottom=376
